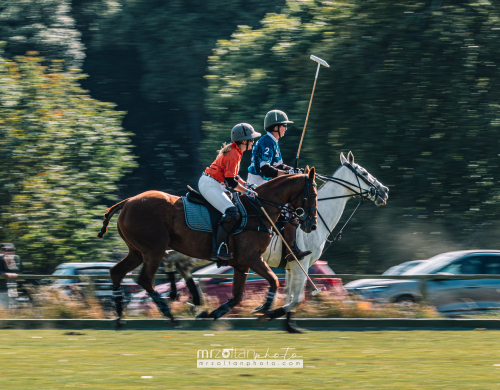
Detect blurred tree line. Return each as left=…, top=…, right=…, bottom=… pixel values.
left=0, top=51, right=134, bottom=273
left=1, top=0, right=500, bottom=274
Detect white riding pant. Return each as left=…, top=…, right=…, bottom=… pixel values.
left=198, top=174, right=234, bottom=214
left=247, top=172, right=268, bottom=186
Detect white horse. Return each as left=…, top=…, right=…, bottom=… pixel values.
left=162, top=152, right=388, bottom=332
left=259, top=152, right=388, bottom=328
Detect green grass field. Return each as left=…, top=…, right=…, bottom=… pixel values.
left=2, top=329, right=500, bottom=389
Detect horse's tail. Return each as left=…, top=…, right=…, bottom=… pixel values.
left=96, top=198, right=129, bottom=238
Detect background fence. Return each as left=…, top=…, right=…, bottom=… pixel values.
left=4, top=273, right=500, bottom=302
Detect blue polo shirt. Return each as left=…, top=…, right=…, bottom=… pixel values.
left=248, top=133, right=283, bottom=181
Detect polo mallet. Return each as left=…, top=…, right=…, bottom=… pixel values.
left=259, top=206, right=326, bottom=296
left=294, top=55, right=330, bottom=169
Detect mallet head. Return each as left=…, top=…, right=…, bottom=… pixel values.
left=310, top=286, right=328, bottom=296
left=310, top=55, right=330, bottom=68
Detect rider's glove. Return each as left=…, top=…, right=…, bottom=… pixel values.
left=244, top=189, right=258, bottom=200
left=248, top=183, right=258, bottom=191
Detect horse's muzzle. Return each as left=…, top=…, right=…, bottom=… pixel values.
left=375, top=185, right=389, bottom=206
left=300, top=219, right=317, bottom=233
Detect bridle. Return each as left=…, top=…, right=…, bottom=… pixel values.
left=315, top=162, right=380, bottom=202
left=243, top=175, right=318, bottom=233
left=314, top=162, right=383, bottom=254
left=289, top=174, right=317, bottom=224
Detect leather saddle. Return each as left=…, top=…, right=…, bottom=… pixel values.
left=185, top=185, right=222, bottom=235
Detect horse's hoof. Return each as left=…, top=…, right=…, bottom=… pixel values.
left=285, top=322, right=304, bottom=334
left=169, top=291, right=180, bottom=301
left=255, top=315, right=268, bottom=325
left=251, top=305, right=268, bottom=314
left=285, top=312, right=303, bottom=334
left=114, top=317, right=124, bottom=330
left=196, top=310, right=209, bottom=319
left=170, top=319, right=182, bottom=329
left=186, top=302, right=198, bottom=317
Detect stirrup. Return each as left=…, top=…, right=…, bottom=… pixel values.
left=216, top=243, right=233, bottom=260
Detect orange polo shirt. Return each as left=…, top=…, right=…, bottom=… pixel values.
left=205, top=142, right=243, bottom=183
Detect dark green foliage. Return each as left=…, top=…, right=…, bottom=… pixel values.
left=0, top=51, right=136, bottom=273
left=0, top=0, right=85, bottom=67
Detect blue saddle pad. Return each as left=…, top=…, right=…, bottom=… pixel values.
left=181, top=193, right=247, bottom=234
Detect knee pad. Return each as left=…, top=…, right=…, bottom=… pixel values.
left=223, top=206, right=240, bottom=223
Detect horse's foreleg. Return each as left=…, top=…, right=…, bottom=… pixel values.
left=264, top=260, right=308, bottom=321
left=285, top=269, right=292, bottom=305
left=249, top=261, right=280, bottom=314
left=198, top=266, right=249, bottom=320
left=281, top=261, right=308, bottom=312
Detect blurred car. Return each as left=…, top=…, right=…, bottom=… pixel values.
left=128, top=260, right=346, bottom=314
left=345, top=250, right=500, bottom=316
left=382, top=260, right=427, bottom=276
left=48, top=262, right=140, bottom=306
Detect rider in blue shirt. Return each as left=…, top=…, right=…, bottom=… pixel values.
left=247, top=110, right=311, bottom=260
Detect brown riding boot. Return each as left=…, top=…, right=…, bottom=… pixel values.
left=283, top=221, right=312, bottom=261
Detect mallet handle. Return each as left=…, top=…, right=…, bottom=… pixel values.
left=295, top=63, right=320, bottom=168
left=259, top=206, right=321, bottom=291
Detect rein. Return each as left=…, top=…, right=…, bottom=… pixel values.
left=243, top=175, right=318, bottom=234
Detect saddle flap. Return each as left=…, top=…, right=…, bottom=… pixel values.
left=181, top=192, right=248, bottom=235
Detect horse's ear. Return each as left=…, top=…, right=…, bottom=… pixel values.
left=340, top=153, right=347, bottom=164
left=348, top=151, right=354, bottom=164
left=304, top=165, right=310, bottom=174
left=308, top=167, right=315, bottom=182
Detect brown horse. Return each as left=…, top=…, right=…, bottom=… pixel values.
left=97, top=168, right=318, bottom=324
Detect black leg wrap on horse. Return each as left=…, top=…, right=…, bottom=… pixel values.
left=167, top=272, right=177, bottom=300
left=185, top=278, right=202, bottom=306
left=149, top=290, right=173, bottom=318
left=252, top=287, right=276, bottom=313
left=112, top=285, right=124, bottom=318
left=209, top=299, right=236, bottom=320
left=267, top=307, right=287, bottom=320
left=285, top=311, right=303, bottom=334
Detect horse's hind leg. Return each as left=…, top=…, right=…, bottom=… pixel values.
left=139, top=252, right=175, bottom=322
left=109, top=248, right=143, bottom=320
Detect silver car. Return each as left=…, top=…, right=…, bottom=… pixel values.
left=345, top=250, right=500, bottom=315
left=382, top=260, right=427, bottom=276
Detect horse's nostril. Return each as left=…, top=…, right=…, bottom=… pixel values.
left=311, top=224, right=317, bottom=231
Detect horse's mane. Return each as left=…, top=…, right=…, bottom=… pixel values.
left=255, top=173, right=302, bottom=192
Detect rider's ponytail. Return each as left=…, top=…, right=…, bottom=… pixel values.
left=217, top=142, right=232, bottom=157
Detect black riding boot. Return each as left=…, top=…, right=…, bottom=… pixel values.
left=284, top=221, right=312, bottom=260
left=210, top=223, right=232, bottom=261
left=210, top=207, right=240, bottom=261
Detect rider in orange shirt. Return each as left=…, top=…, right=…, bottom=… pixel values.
left=199, top=123, right=261, bottom=260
